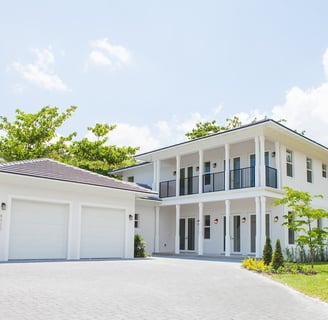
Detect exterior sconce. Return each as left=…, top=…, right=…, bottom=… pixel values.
left=196, top=219, right=200, bottom=225
left=173, top=171, right=176, bottom=176
left=242, top=217, right=247, bottom=223
left=213, top=218, right=219, bottom=224
left=1, top=202, right=6, bottom=210
left=274, top=216, right=279, bottom=223
left=272, top=152, right=276, bottom=157
left=213, top=163, right=217, bottom=168
left=196, top=166, right=199, bottom=172
left=129, top=214, right=134, bottom=221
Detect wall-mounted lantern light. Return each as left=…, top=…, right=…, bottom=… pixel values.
left=242, top=217, right=247, bottom=223
left=196, top=219, right=200, bottom=225
left=274, top=216, right=279, bottom=223
left=213, top=163, right=217, bottom=168
left=213, top=218, right=219, bottom=224
left=173, top=171, right=176, bottom=176
left=196, top=166, right=199, bottom=172
left=129, top=214, right=134, bottom=221
left=272, top=152, right=276, bottom=158
left=1, top=202, right=6, bottom=211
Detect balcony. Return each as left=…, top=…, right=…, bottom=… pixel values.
left=159, top=166, right=277, bottom=198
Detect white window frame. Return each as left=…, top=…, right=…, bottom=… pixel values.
left=286, top=149, right=293, bottom=177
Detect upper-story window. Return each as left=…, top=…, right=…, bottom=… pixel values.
left=322, top=163, right=327, bottom=178
left=204, top=214, right=211, bottom=239
left=286, top=149, right=293, bottom=177
left=306, top=158, right=313, bottom=183
left=204, top=161, right=211, bottom=185
left=128, top=176, right=134, bottom=183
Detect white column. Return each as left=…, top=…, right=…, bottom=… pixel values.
left=254, top=136, right=260, bottom=187
left=275, top=141, right=281, bottom=189
left=153, top=160, right=160, bottom=192
left=198, top=150, right=204, bottom=194
left=260, top=196, right=266, bottom=254
left=260, top=136, right=266, bottom=187
left=255, top=197, right=261, bottom=258
left=155, top=206, right=160, bottom=253
left=224, top=144, right=230, bottom=191
left=225, top=199, right=231, bottom=256
left=175, top=155, right=181, bottom=197
left=198, top=202, right=204, bottom=255
left=175, top=205, right=180, bottom=254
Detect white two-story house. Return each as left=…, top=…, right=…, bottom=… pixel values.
left=113, top=119, right=328, bottom=258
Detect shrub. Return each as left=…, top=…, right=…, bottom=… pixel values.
left=134, top=234, right=147, bottom=258
left=242, top=257, right=268, bottom=273
left=263, top=237, right=273, bottom=265
left=272, top=239, right=284, bottom=270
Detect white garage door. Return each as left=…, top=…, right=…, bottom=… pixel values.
left=80, top=206, right=125, bottom=259
left=9, top=199, right=69, bottom=260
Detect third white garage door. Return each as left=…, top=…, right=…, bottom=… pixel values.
left=80, top=206, right=125, bottom=259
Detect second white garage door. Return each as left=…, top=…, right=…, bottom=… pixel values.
left=80, top=206, right=125, bottom=259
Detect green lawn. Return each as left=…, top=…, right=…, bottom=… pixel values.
left=272, top=263, right=328, bottom=302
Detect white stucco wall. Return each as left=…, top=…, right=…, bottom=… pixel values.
left=0, top=173, right=136, bottom=261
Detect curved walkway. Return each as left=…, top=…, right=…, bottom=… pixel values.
left=0, top=257, right=327, bottom=319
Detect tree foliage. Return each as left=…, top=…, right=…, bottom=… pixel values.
left=185, top=116, right=246, bottom=140
left=0, top=106, right=77, bottom=161
left=274, top=187, right=328, bottom=268
left=65, top=123, right=138, bottom=175
left=0, top=107, right=138, bottom=175
left=263, top=237, right=273, bottom=266
left=271, top=239, right=284, bottom=270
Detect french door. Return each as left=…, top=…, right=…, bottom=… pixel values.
left=179, top=218, right=195, bottom=251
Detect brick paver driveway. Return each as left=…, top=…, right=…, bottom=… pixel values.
left=0, top=257, right=327, bottom=319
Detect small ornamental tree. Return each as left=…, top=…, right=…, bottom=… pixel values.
left=274, top=187, right=328, bottom=268
left=134, top=234, right=147, bottom=258
left=263, top=237, right=273, bottom=266
left=271, top=239, right=284, bottom=270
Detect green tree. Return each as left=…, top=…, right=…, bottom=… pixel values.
left=185, top=116, right=249, bottom=140
left=271, top=239, right=284, bottom=270
left=263, top=237, right=273, bottom=266
left=274, top=187, right=328, bottom=268
left=65, top=123, right=138, bottom=175
left=0, top=106, right=77, bottom=161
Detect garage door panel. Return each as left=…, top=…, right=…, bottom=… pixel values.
left=9, top=199, right=69, bottom=260
left=80, top=207, right=125, bottom=259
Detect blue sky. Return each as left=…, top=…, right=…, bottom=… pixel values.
left=2, top=1, right=328, bottom=152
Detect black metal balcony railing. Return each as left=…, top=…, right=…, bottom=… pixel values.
left=266, top=166, right=277, bottom=188
left=158, top=166, right=277, bottom=198
left=159, top=180, right=176, bottom=198
left=203, top=171, right=225, bottom=193
left=180, top=176, right=199, bottom=196
left=229, top=167, right=255, bottom=190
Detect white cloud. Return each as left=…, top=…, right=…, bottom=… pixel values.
left=271, top=83, right=328, bottom=145
left=89, top=50, right=112, bottom=66
left=107, top=123, right=161, bottom=153
left=12, top=48, right=69, bottom=92
left=89, top=38, right=131, bottom=68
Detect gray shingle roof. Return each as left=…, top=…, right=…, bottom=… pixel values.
left=0, top=158, right=157, bottom=195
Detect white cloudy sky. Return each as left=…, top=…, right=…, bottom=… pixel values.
left=2, top=1, right=328, bottom=152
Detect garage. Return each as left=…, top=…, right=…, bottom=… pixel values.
left=80, top=206, right=125, bottom=259
left=9, top=199, right=69, bottom=260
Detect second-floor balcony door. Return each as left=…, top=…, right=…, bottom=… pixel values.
left=232, top=157, right=241, bottom=189
left=179, top=168, right=185, bottom=196
left=250, top=154, right=256, bottom=187
left=187, top=166, right=193, bottom=195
